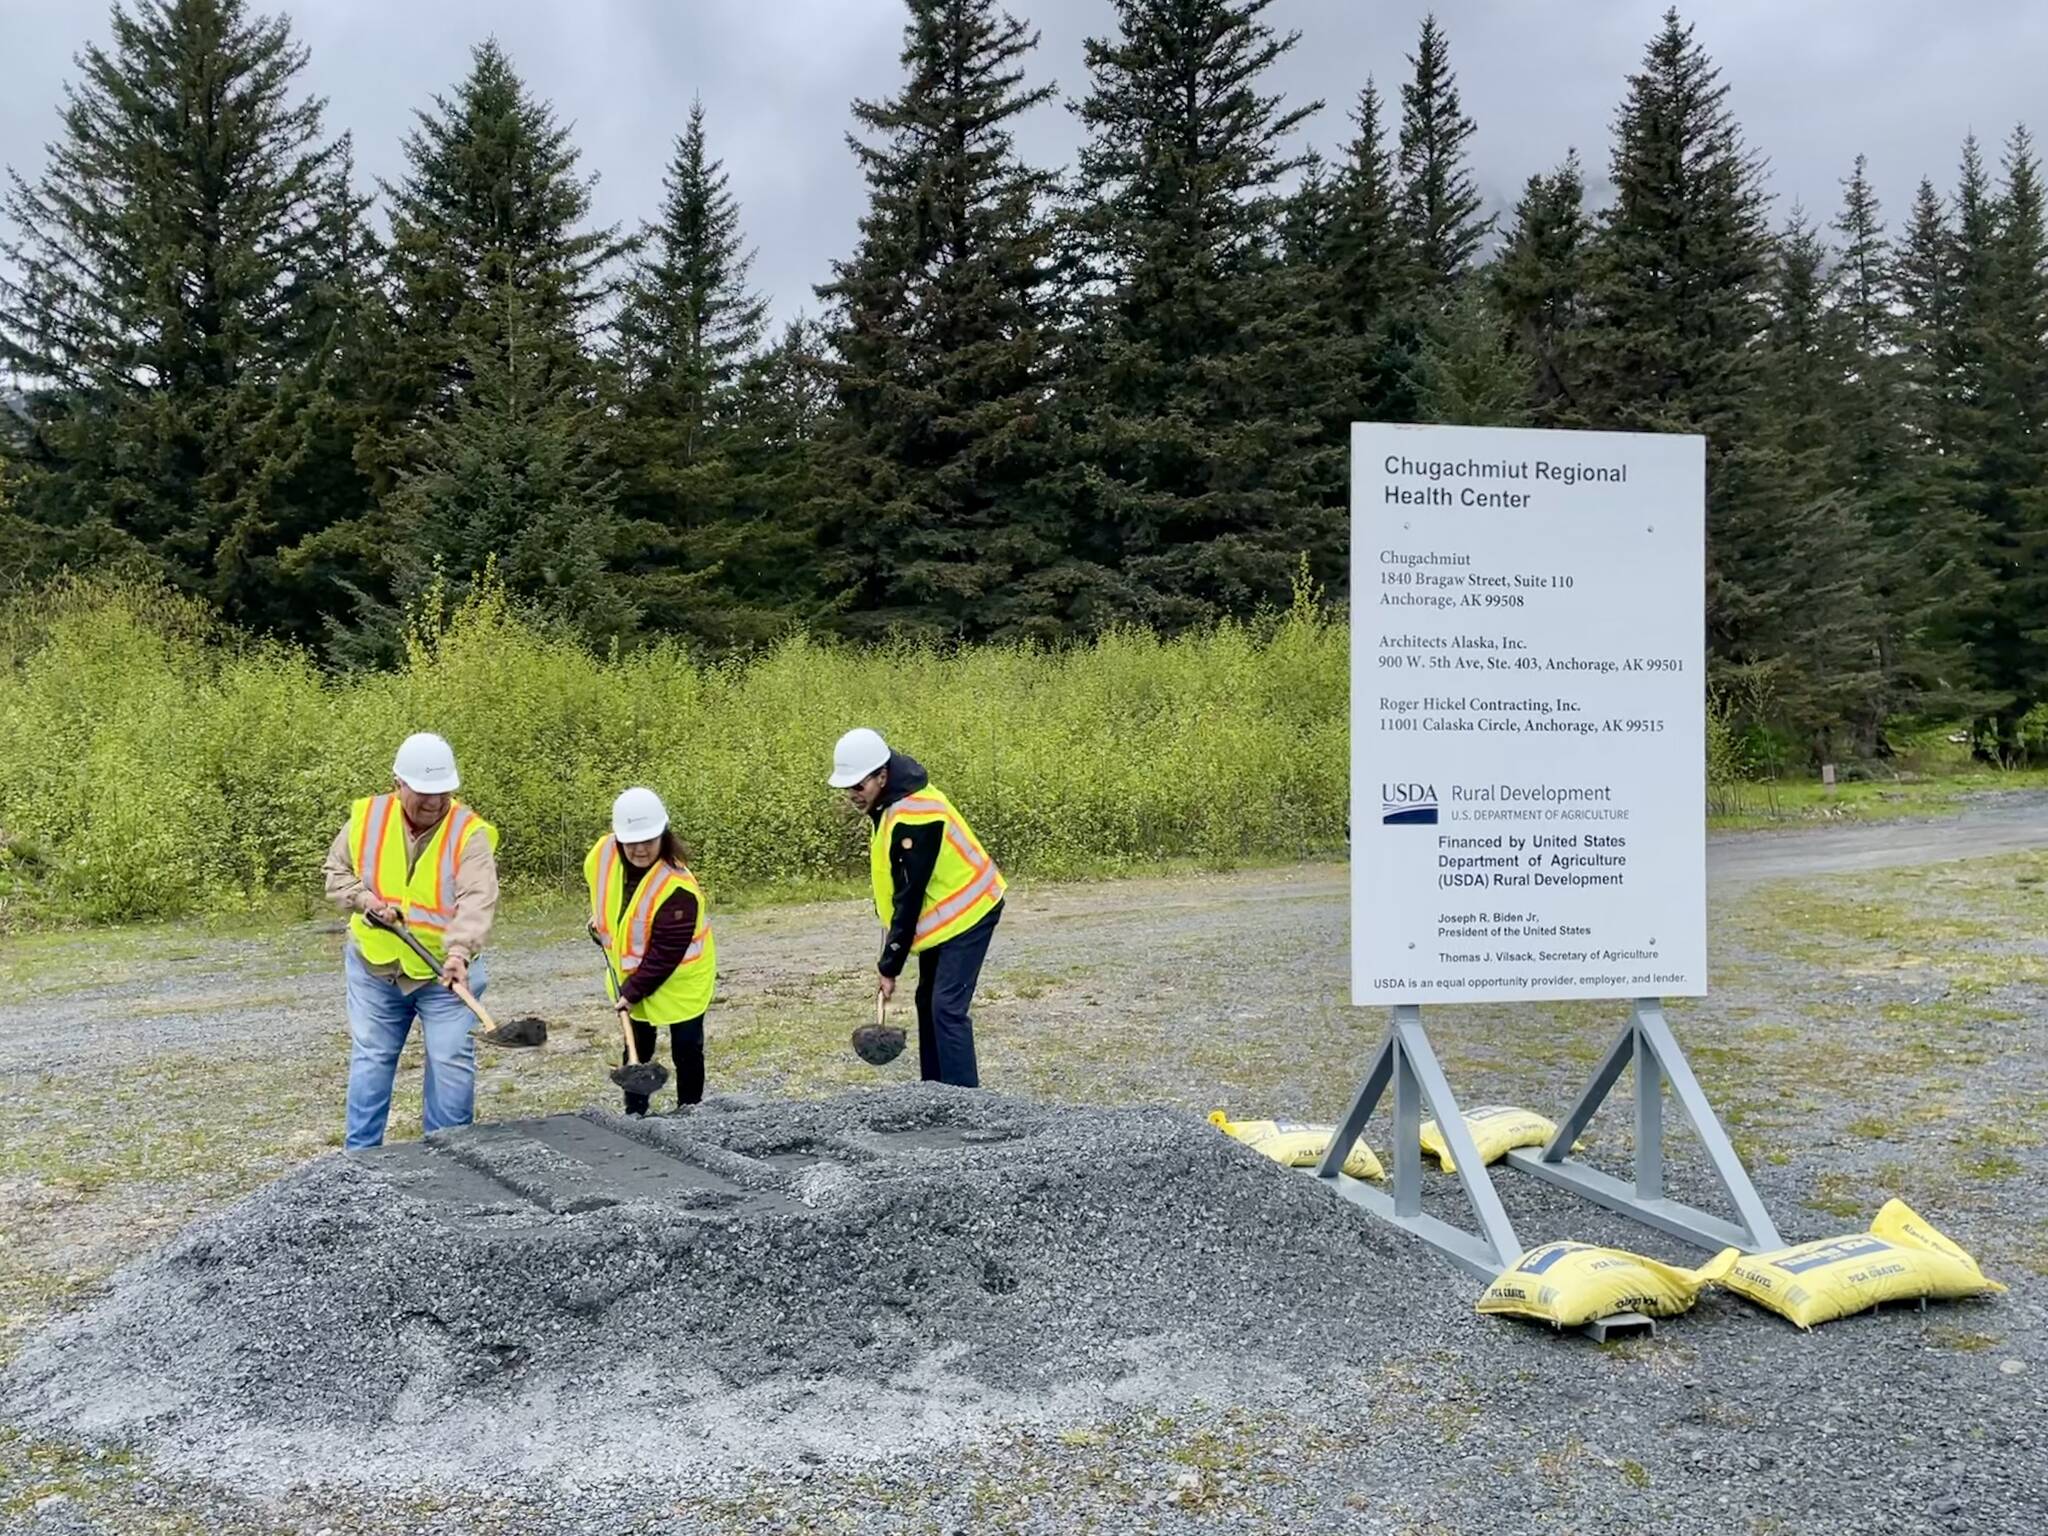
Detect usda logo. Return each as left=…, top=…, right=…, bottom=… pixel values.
left=1381, top=783, right=1439, bottom=826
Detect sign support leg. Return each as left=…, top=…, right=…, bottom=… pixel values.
left=1314, top=1006, right=1523, bottom=1283
left=1503, top=998, right=1781, bottom=1253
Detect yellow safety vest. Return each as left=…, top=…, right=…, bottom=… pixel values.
left=870, top=785, right=1005, bottom=954
left=346, top=796, right=499, bottom=980
left=585, top=835, right=716, bottom=1025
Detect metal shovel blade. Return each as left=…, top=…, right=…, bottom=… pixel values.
left=478, top=1015, right=549, bottom=1048
left=610, top=1061, right=671, bottom=1097
left=853, top=989, right=905, bottom=1066
left=851, top=1023, right=907, bottom=1066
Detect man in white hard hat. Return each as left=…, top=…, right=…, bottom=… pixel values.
left=322, top=732, right=501, bottom=1148
left=830, top=728, right=1004, bottom=1087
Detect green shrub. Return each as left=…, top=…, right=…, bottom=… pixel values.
left=0, top=576, right=1350, bottom=924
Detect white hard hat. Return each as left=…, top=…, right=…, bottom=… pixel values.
left=393, top=732, right=460, bottom=793
left=828, top=727, right=891, bottom=788
left=612, top=786, right=669, bottom=843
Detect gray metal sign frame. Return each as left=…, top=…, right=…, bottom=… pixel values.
left=1502, top=997, right=1781, bottom=1253
left=1312, top=1004, right=1522, bottom=1283
left=1314, top=996, right=1780, bottom=1281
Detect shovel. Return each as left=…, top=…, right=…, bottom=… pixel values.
left=852, top=988, right=907, bottom=1066
left=587, top=925, right=671, bottom=1099
left=364, top=911, right=548, bottom=1048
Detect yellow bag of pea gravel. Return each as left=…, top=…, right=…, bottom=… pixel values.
left=1208, top=1110, right=1385, bottom=1181
left=1419, top=1104, right=1573, bottom=1173
left=1698, top=1199, right=2006, bottom=1330
left=1477, top=1241, right=1707, bottom=1329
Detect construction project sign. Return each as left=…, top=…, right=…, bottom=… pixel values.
left=1349, top=423, right=1707, bottom=1005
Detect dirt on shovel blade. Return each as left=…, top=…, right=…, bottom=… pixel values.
left=609, top=1062, right=670, bottom=1096
left=852, top=1023, right=906, bottom=1065
left=481, top=1016, right=549, bottom=1048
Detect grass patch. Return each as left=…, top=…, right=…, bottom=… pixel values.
left=0, top=1432, right=146, bottom=1522
left=1924, top=1325, right=2000, bottom=1353
left=1804, top=1174, right=1868, bottom=1222
left=1953, top=1118, right=2046, bottom=1152
left=1727, top=852, right=2048, bottom=1013
left=1962, top=1153, right=2024, bottom=1182
left=1708, top=770, right=2048, bottom=831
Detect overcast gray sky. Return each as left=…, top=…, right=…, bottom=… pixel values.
left=3, top=0, right=2042, bottom=328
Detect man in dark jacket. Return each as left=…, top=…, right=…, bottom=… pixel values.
left=829, top=728, right=1005, bottom=1086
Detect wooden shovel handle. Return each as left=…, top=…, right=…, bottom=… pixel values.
left=450, top=978, right=497, bottom=1034
left=367, top=910, right=494, bottom=1035
left=590, top=925, right=639, bottom=1065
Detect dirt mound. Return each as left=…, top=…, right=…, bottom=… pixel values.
left=3, top=1087, right=1426, bottom=1494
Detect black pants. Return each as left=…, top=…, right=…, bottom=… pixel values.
left=913, top=903, right=1000, bottom=1088
left=621, top=1014, right=705, bottom=1115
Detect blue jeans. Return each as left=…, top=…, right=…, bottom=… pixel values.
left=343, top=944, right=485, bottom=1150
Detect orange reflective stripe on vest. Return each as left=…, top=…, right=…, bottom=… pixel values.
left=872, top=785, right=1004, bottom=954
left=623, top=866, right=681, bottom=968
left=916, top=858, right=1003, bottom=942
left=407, top=804, right=481, bottom=931
left=353, top=793, right=399, bottom=902
left=347, top=795, right=498, bottom=980
left=591, top=834, right=622, bottom=947
left=584, top=834, right=716, bottom=1025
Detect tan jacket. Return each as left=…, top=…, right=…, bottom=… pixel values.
left=323, top=809, right=499, bottom=989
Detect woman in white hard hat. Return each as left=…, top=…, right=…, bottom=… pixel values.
left=585, top=787, right=717, bottom=1115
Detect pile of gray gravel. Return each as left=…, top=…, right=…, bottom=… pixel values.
left=3, top=1086, right=1431, bottom=1495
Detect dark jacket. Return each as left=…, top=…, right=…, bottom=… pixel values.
left=869, top=751, right=942, bottom=979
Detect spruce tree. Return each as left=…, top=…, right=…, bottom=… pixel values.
left=219, top=144, right=397, bottom=641
left=1949, top=136, right=2001, bottom=486
left=617, top=100, right=768, bottom=456
left=816, top=0, right=1083, bottom=642
left=1579, top=10, right=1773, bottom=688
left=1972, top=127, right=2048, bottom=745
left=1892, top=174, right=1997, bottom=724
left=1067, top=0, right=1338, bottom=628
left=1409, top=282, right=1529, bottom=426
left=386, top=290, right=637, bottom=651
left=1750, top=210, right=1886, bottom=750
left=1396, top=14, right=1492, bottom=293
left=1493, top=153, right=1590, bottom=425
left=1281, top=153, right=1334, bottom=269
left=0, top=0, right=368, bottom=628
left=702, top=318, right=839, bottom=647
left=300, top=39, right=632, bottom=654
left=1327, top=81, right=1406, bottom=333
left=1582, top=10, right=1769, bottom=438
left=1829, top=157, right=1978, bottom=736
left=1830, top=157, right=1902, bottom=491
left=1896, top=177, right=1967, bottom=464
left=378, top=39, right=628, bottom=434
left=611, top=99, right=779, bottom=646
left=1319, top=78, right=1415, bottom=424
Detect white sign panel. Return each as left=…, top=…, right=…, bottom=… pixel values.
left=1350, top=423, right=1706, bottom=1006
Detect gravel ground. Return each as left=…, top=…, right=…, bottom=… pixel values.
left=7, top=1090, right=1412, bottom=1494
left=1, top=796, right=2045, bottom=1534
